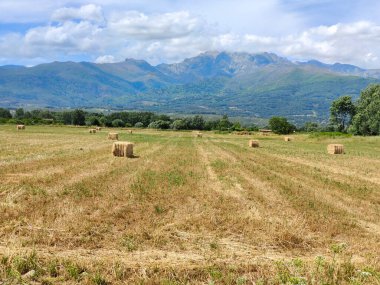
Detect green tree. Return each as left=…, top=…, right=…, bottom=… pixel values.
left=329, top=95, right=356, bottom=132
left=190, top=115, right=205, bottom=130
left=171, top=119, right=186, bottom=130
left=62, top=112, right=72, bottom=125
left=232, top=122, right=243, bottom=131
left=86, top=116, right=101, bottom=126
left=72, top=109, right=86, bottom=125
left=148, top=120, right=171, bottom=129
left=134, top=122, right=144, bottom=128
left=112, top=119, right=125, bottom=128
left=0, top=108, right=12, bottom=119
left=302, top=122, right=320, bottom=132
left=350, top=84, right=380, bottom=135
left=15, top=108, right=25, bottom=119
left=247, top=124, right=259, bottom=132
left=217, top=115, right=233, bottom=131
left=269, top=117, right=296, bottom=134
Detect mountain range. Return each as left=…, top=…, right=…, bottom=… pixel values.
left=1, top=51, right=379, bottom=122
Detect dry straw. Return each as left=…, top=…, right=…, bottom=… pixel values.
left=284, top=137, right=292, bottom=141
left=327, top=144, right=344, bottom=154
left=108, top=133, right=119, bottom=140
left=112, top=141, right=134, bottom=157
left=96, top=127, right=102, bottom=131
left=236, top=131, right=252, bottom=135
left=89, top=129, right=97, bottom=134
left=16, top=125, right=25, bottom=130
left=197, top=133, right=203, bottom=138
left=249, top=140, right=259, bottom=148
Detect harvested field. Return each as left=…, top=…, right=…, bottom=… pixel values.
left=0, top=125, right=379, bottom=284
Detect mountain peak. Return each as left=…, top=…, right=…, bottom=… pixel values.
left=156, top=51, right=291, bottom=80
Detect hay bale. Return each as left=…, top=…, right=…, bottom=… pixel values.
left=16, top=124, right=25, bottom=130
left=327, top=144, right=344, bottom=154
left=108, top=132, right=119, bottom=140
left=112, top=141, right=134, bottom=157
left=197, top=133, right=203, bottom=138
left=128, top=130, right=133, bottom=134
left=284, top=137, right=292, bottom=141
left=96, top=127, right=102, bottom=131
left=89, top=129, right=97, bottom=133
left=236, top=131, right=251, bottom=135
left=248, top=140, right=259, bottom=148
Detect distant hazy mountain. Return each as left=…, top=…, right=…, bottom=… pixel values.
left=0, top=51, right=378, bottom=122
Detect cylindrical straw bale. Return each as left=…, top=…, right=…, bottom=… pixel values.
left=249, top=140, right=259, bottom=148
left=108, top=132, right=119, bottom=140
left=327, top=144, right=344, bottom=154
left=112, top=141, right=134, bottom=157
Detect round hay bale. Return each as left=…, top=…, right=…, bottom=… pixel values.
left=112, top=141, right=134, bottom=157
left=17, top=124, right=25, bottom=130
left=89, top=129, right=97, bottom=134
left=128, top=130, right=133, bottom=134
left=96, top=127, right=102, bottom=131
left=108, top=132, right=119, bottom=140
left=249, top=140, right=259, bottom=148
left=197, top=133, right=203, bottom=138
left=327, top=144, right=344, bottom=154
left=284, top=136, right=292, bottom=141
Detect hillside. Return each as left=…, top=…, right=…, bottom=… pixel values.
left=0, top=51, right=378, bottom=122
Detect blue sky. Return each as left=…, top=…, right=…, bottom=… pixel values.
left=1, top=0, right=380, bottom=68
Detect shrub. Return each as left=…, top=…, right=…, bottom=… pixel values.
left=269, top=116, right=296, bottom=134
left=148, top=120, right=171, bottom=129
left=112, top=119, right=125, bottom=128
left=134, top=122, right=144, bottom=128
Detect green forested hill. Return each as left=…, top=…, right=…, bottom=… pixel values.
left=0, top=52, right=378, bottom=122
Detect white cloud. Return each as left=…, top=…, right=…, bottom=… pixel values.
left=24, top=20, right=102, bottom=52
left=1, top=3, right=380, bottom=69
left=107, top=11, right=204, bottom=40
left=95, top=55, right=116, bottom=63
left=51, top=4, right=104, bottom=23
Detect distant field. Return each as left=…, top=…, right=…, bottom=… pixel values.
left=0, top=125, right=379, bottom=284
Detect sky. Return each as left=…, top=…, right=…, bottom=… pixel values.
left=1, top=0, right=380, bottom=68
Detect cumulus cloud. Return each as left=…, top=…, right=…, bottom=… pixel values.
left=206, top=21, right=380, bottom=68
left=51, top=4, right=104, bottom=23
left=95, top=55, right=116, bottom=63
left=107, top=11, right=204, bottom=40
left=25, top=21, right=102, bottom=49
left=1, top=3, right=380, bottom=68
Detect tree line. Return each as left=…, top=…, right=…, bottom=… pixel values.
left=0, top=83, right=379, bottom=135
left=0, top=108, right=260, bottom=132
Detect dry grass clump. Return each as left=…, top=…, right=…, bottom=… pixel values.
left=89, top=129, right=97, bottom=134
left=236, top=131, right=252, bottom=135
left=107, top=132, right=119, bottom=140
left=17, top=124, right=25, bottom=130
left=259, top=129, right=272, bottom=136
left=327, top=144, right=344, bottom=154
left=248, top=139, right=259, bottom=147
left=112, top=141, right=134, bottom=158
